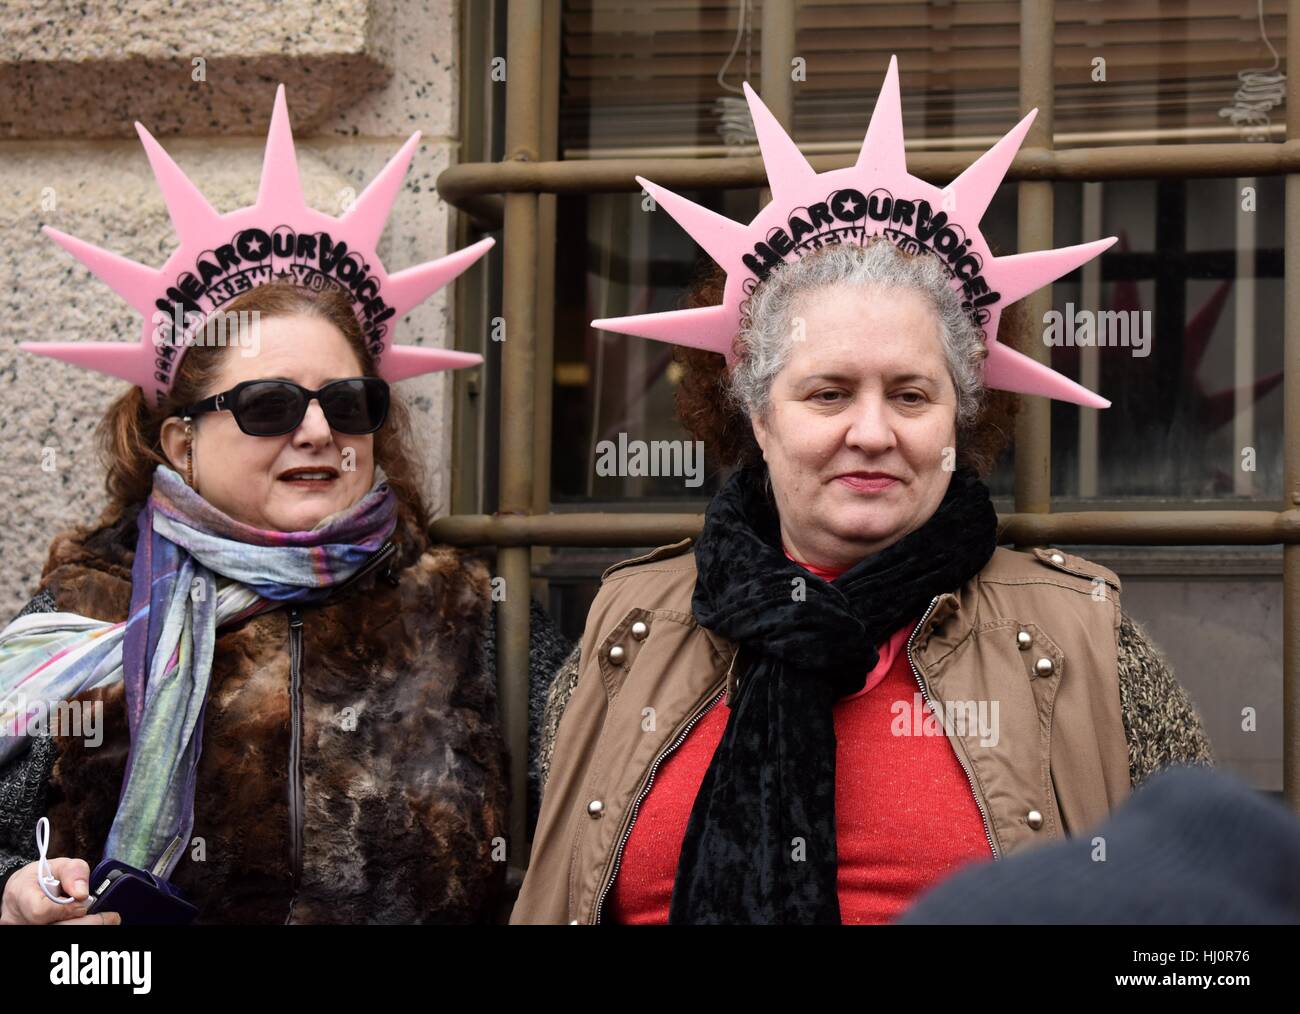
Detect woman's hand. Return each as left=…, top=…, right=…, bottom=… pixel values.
left=0, top=859, right=120, bottom=925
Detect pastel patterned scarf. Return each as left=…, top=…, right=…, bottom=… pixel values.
left=0, top=463, right=397, bottom=878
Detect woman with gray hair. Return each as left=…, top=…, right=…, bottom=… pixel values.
left=512, top=64, right=1214, bottom=926
left=511, top=237, right=1213, bottom=926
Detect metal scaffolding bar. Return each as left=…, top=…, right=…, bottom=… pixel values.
left=530, top=0, right=561, bottom=604
left=439, top=143, right=1300, bottom=230
left=432, top=510, right=1300, bottom=548
left=758, top=0, right=796, bottom=207
left=499, top=0, right=542, bottom=871
left=1285, top=0, right=1300, bottom=810
left=1014, top=0, right=1055, bottom=521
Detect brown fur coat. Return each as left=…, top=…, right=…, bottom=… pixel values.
left=36, top=504, right=507, bottom=924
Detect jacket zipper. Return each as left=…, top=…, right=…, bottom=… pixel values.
left=283, top=540, right=393, bottom=923
left=590, top=683, right=727, bottom=924
left=288, top=606, right=305, bottom=898
left=906, top=594, right=1000, bottom=860
left=339, top=540, right=397, bottom=592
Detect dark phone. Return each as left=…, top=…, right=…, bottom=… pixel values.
left=85, top=859, right=198, bottom=925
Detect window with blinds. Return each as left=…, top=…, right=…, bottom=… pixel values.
left=562, top=0, right=1285, bottom=157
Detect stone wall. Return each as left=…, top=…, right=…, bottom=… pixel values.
left=0, top=0, right=467, bottom=617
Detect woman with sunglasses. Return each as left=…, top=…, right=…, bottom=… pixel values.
left=0, top=279, right=571, bottom=925
left=0, top=87, right=571, bottom=925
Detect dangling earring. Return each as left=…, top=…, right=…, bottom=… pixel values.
left=183, top=415, right=195, bottom=489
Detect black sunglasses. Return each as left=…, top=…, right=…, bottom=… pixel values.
left=182, top=377, right=390, bottom=437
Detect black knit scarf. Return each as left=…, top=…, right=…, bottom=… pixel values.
left=668, top=463, right=999, bottom=924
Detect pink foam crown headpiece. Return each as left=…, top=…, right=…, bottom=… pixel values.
left=592, top=55, right=1116, bottom=409
left=24, top=84, right=492, bottom=408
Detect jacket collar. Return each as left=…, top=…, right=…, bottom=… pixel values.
left=712, top=584, right=974, bottom=707
left=911, top=589, right=969, bottom=659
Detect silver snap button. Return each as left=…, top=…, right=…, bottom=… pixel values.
left=587, top=799, right=604, bottom=817
left=1035, top=657, right=1054, bottom=676
left=1027, top=809, right=1044, bottom=830
left=631, top=621, right=649, bottom=640
left=608, top=645, right=625, bottom=665
left=1049, top=552, right=1065, bottom=565
left=1016, top=630, right=1032, bottom=650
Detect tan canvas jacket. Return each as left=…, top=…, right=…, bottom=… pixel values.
left=511, top=540, right=1136, bottom=924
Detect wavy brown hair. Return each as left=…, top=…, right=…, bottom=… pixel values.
left=93, top=280, right=434, bottom=542
left=673, top=254, right=1023, bottom=478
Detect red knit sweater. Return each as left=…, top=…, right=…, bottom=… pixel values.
left=607, top=552, right=995, bottom=924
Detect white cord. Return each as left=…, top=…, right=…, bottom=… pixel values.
left=713, top=0, right=758, bottom=149
left=35, top=817, right=77, bottom=905
left=1218, top=0, right=1285, bottom=137
left=715, top=0, right=751, bottom=96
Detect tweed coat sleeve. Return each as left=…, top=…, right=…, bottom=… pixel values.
left=535, top=643, right=581, bottom=800
left=1115, top=610, right=1215, bottom=788
left=480, top=600, right=575, bottom=834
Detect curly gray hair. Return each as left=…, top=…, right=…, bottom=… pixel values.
left=728, top=239, right=987, bottom=433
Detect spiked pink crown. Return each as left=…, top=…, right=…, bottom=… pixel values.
left=24, top=84, right=492, bottom=408
left=593, top=56, right=1115, bottom=408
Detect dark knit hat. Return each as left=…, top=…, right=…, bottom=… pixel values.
left=896, top=764, right=1300, bottom=924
